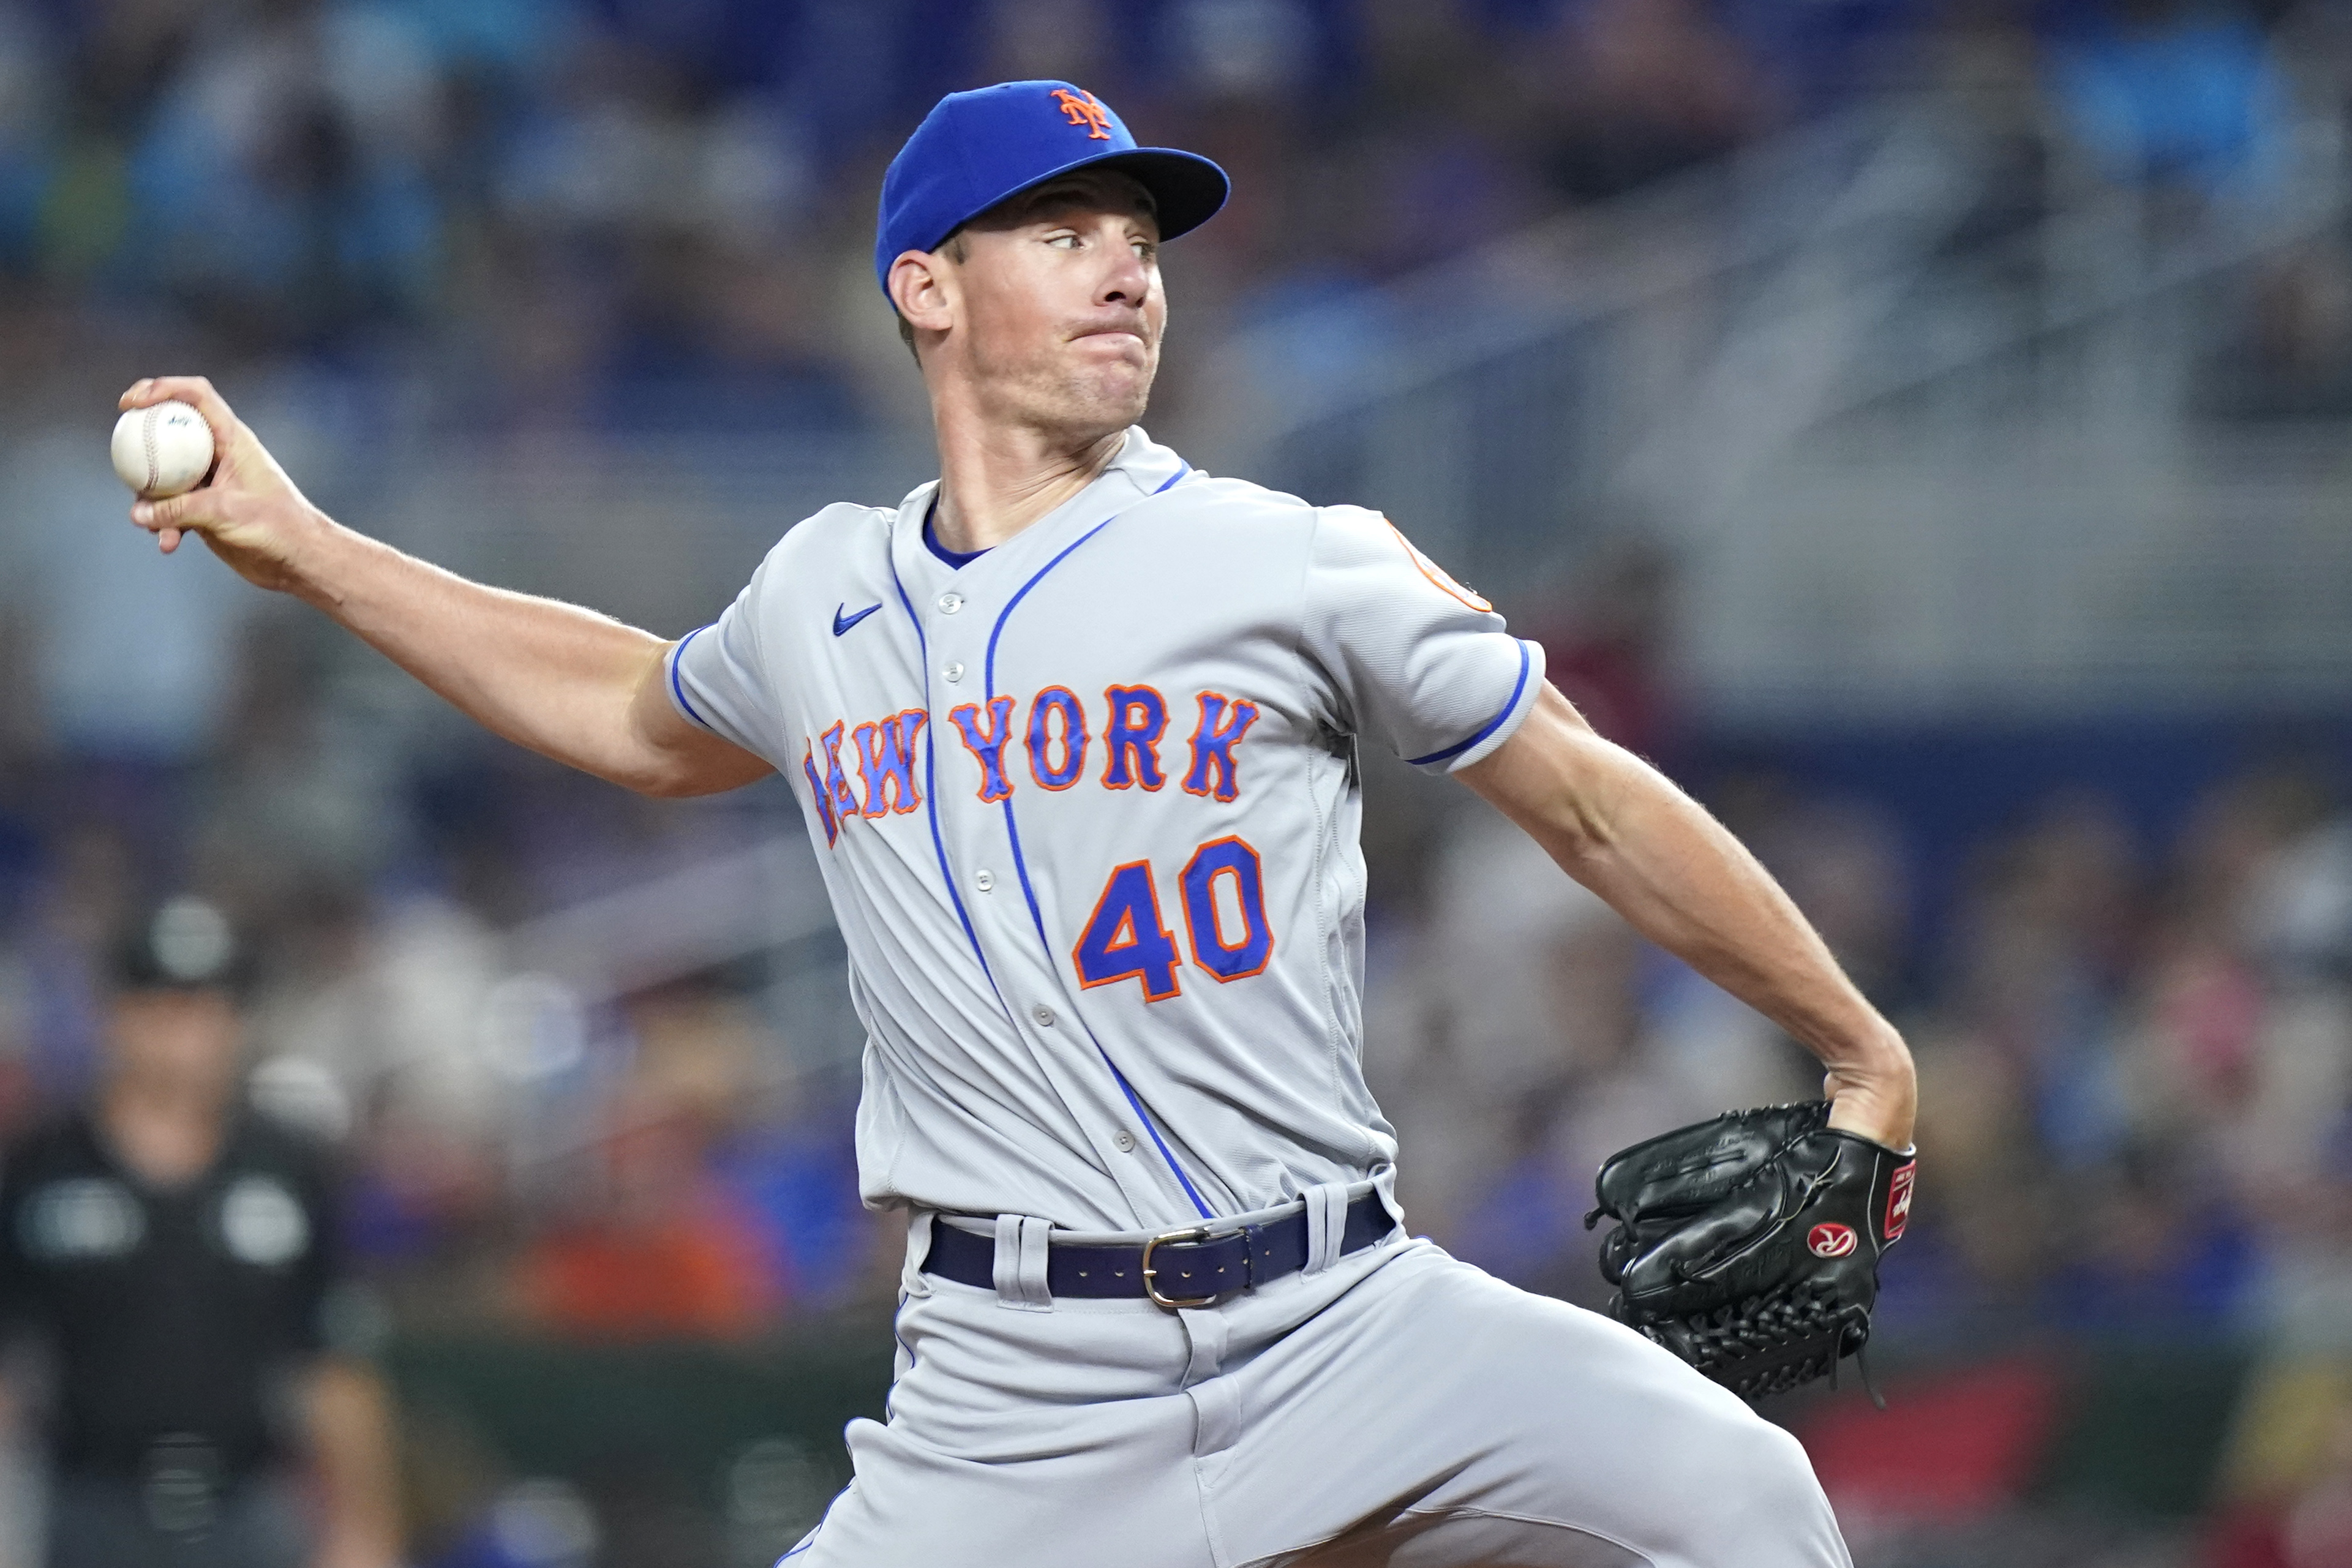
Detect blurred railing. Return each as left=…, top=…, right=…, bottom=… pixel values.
left=1198, top=90, right=2352, bottom=726
left=486, top=830, right=863, bottom=1178
left=1193, top=102, right=1996, bottom=574
left=23, top=90, right=2345, bottom=743
left=355, top=428, right=941, bottom=647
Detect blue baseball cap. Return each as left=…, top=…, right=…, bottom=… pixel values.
left=875, top=80, right=1230, bottom=296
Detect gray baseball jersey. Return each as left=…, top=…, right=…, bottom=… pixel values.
left=667, top=428, right=1541, bottom=1233
left=666, top=429, right=1851, bottom=1568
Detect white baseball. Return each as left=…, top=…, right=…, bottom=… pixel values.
left=110, top=400, right=216, bottom=499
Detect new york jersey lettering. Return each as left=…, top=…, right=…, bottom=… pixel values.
left=801, top=743, right=841, bottom=846
left=950, top=697, right=1017, bottom=803
left=1102, top=685, right=1169, bottom=790
left=855, top=709, right=929, bottom=817
left=1028, top=687, right=1089, bottom=790
left=812, top=722, right=862, bottom=837
left=1183, top=693, right=1260, bottom=803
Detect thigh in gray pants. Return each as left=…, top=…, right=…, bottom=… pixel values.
left=787, top=1227, right=1851, bottom=1567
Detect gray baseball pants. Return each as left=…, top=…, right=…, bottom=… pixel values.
left=786, top=1204, right=1851, bottom=1567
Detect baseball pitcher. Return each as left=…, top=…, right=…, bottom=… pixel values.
left=120, top=81, right=1916, bottom=1568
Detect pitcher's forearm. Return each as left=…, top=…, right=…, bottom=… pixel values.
left=284, top=509, right=674, bottom=787
left=1528, top=760, right=1911, bottom=1142
left=1561, top=760, right=1903, bottom=1071
left=1462, top=685, right=1915, bottom=1147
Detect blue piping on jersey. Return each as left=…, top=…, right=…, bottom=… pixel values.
left=1405, top=638, right=1534, bottom=767
left=982, top=463, right=1216, bottom=1221
left=976, top=466, right=1189, bottom=702
left=1106, top=1056, right=1214, bottom=1219
left=996, top=792, right=1213, bottom=1218
left=922, top=496, right=989, bottom=570
left=668, top=625, right=714, bottom=729
left=889, top=557, right=1009, bottom=1011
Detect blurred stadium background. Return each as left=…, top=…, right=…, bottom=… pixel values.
left=1, top=0, right=2350, bottom=1564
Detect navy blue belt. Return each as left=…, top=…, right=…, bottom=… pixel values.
left=922, top=1191, right=1395, bottom=1307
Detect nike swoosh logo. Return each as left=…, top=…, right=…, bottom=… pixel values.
left=832, top=602, right=882, bottom=637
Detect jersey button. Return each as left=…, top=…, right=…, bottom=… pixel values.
left=943, top=661, right=965, bottom=683
left=938, top=592, right=965, bottom=614
left=1113, top=1129, right=1137, bottom=1153
left=974, top=869, right=995, bottom=892
left=1032, top=1005, right=1056, bottom=1027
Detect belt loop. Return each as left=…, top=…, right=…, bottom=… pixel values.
left=993, top=1214, right=1053, bottom=1310
left=1371, top=1165, right=1405, bottom=1237
left=1181, top=1299, right=1231, bottom=1386
left=1302, top=1183, right=1349, bottom=1274
left=901, top=1211, right=937, bottom=1298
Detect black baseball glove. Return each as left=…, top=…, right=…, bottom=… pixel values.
left=1586, top=1101, right=1915, bottom=1401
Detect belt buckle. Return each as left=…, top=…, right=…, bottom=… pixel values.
left=1140, top=1226, right=1217, bottom=1309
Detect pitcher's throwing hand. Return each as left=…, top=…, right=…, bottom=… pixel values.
left=118, top=376, right=325, bottom=594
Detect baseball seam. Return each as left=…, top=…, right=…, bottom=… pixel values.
left=143, top=408, right=160, bottom=495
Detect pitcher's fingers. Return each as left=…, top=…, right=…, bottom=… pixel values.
left=158, top=527, right=183, bottom=553
left=132, top=485, right=225, bottom=535
left=119, top=376, right=241, bottom=456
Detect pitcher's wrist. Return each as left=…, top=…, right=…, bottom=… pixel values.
left=1822, top=1043, right=1916, bottom=1150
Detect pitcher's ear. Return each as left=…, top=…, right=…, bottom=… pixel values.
left=890, top=250, right=955, bottom=334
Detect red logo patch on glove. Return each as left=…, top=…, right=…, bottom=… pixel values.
left=1885, top=1161, right=1916, bottom=1242
left=1807, top=1222, right=1858, bottom=1258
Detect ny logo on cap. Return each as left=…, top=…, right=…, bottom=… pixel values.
left=1051, top=88, right=1113, bottom=140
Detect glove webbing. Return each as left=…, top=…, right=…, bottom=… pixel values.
left=1652, top=1293, right=1865, bottom=1402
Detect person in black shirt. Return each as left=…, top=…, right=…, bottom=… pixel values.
left=0, top=897, right=402, bottom=1568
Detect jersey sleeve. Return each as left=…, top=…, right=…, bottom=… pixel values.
left=1299, top=506, right=1544, bottom=773
left=665, top=547, right=787, bottom=765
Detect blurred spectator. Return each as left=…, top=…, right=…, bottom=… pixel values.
left=516, top=981, right=789, bottom=1341
left=1532, top=0, right=1767, bottom=202
left=1531, top=535, right=1678, bottom=763
left=517, top=1092, right=785, bottom=1341
left=125, top=0, right=444, bottom=347
left=1, top=432, right=247, bottom=759
left=2201, top=245, right=2352, bottom=420
left=713, top=1080, right=873, bottom=1314
left=1710, top=767, right=1912, bottom=1005
left=2045, top=0, right=2293, bottom=202
left=2209, top=1357, right=2352, bottom=1567
left=1947, top=792, right=2145, bottom=1168
left=0, top=896, right=400, bottom=1568
left=0, top=0, right=1888, bottom=440
left=2038, top=1141, right=2255, bottom=1334
left=1446, top=913, right=1723, bottom=1304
